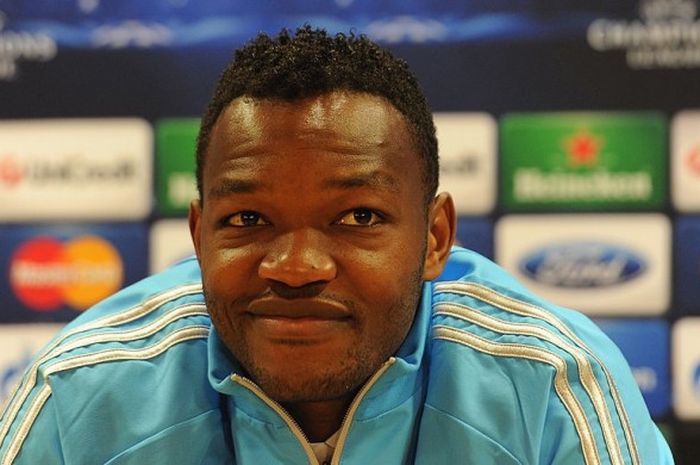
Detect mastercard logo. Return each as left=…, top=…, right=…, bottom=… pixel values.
left=9, top=235, right=124, bottom=312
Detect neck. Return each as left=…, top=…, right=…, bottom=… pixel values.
left=283, top=397, right=352, bottom=442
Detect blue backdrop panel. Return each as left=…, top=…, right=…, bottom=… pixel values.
left=674, top=217, right=700, bottom=316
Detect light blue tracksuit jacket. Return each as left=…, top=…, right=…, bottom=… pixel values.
left=0, top=247, right=674, bottom=464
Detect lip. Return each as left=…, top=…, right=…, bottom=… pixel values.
left=246, top=297, right=352, bottom=340
left=248, top=297, right=351, bottom=319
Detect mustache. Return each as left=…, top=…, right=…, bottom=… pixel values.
left=265, top=281, right=326, bottom=299
left=205, top=281, right=356, bottom=311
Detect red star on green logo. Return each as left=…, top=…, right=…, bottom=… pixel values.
left=564, top=130, right=601, bottom=167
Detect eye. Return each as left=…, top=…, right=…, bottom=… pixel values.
left=226, top=211, right=269, bottom=227
left=335, top=208, right=384, bottom=227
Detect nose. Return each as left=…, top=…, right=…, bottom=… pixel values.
left=258, top=229, right=337, bottom=288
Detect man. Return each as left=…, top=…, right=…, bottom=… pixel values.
left=0, top=26, right=673, bottom=465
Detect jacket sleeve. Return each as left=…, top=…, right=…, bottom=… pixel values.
left=541, top=316, right=675, bottom=465
left=0, top=385, right=65, bottom=465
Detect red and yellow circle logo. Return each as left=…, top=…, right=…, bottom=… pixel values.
left=9, top=235, right=124, bottom=312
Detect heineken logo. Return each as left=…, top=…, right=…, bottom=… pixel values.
left=500, top=112, right=664, bottom=211
left=519, top=242, right=647, bottom=288
left=512, top=128, right=652, bottom=203
left=167, top=172, right=198, bottom=207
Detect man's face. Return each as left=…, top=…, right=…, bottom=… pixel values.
left=190, top=91, right=446, bottom=404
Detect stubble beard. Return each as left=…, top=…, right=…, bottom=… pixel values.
left=204, top=265, right=425, bottom=405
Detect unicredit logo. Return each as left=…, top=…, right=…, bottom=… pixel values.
left=0, top=154, right=135, bottom=188
left=519, top=242, right=646, bottom=288
left=9, top=235, right=124, bottom=311
left=0, top=155, right=22, bottom=186
left=687, top=146, right=700, bottom=176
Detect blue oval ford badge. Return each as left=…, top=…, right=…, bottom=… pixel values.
left=519, top=242, right=646, bottom=288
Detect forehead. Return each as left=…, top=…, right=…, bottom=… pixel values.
left=204, top=92, right=419, bottom=183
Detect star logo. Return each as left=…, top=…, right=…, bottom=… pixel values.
left=564, top=130, right=602, bottom=167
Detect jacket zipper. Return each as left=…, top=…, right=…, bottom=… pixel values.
left=230, top=374, right=320, bottom=465
left=231, top=357, right=396, bottom=465
left=330, top=358, right=396, bottom=465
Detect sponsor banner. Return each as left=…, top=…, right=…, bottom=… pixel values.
left=594, top=319, right=669, bottom=418
left=0, top=119, right=152, bottom=221
left=672, top=317, right=700, bottom=420
left=0, top=323, right=63, bottom=406
left=495, top=214, right=670, bottom=315
left=155, top=118, right=199, bottom=216
left=0, top=224, right=148, bottom=322
left=500, top=112, right=666, bottom=212
left=674, top=216, right=700, bottom=315
left=434, top=113, right=496, bottom=215
left=672, top=110, right=700, bottom=212
left=150, top=219, right=195, bottom=273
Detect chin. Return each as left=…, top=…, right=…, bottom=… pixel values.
left=259, top=374, right=356, bottom=404
left=246, top=357, right=372, bottom=404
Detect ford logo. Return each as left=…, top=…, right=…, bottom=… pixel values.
left=519, top=242, right=646, bottom=288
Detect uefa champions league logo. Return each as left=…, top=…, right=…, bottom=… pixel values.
left=0, top=9, right=57, bottom=80
left=639, top=0, right=697, bottom=21
left=588, top=0, right=700, bottom=68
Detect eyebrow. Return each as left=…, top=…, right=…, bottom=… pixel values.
left=207, top=170, right=401, bottom=200
left=322, top=171, right=400, bottom=194
left=207, top=178, right=260, bottom=199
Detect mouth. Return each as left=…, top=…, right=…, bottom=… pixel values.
left=246, top=297, right=353, bottom=340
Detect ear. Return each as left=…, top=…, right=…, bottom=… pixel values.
left=422, top=192, right=456, bottom=281
left=188, top=199, right=203, bottom=263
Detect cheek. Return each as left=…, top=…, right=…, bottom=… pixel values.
left=343, top=247, right=424, bottom=314
left=200, top=244, right=262, bottom=298
left=341, top=235, right=426, bottom=288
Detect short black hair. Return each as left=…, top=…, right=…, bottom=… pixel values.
left=196, top=25, right=438, bottom=205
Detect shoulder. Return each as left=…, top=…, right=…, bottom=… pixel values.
left=8, top=255, right=210, bottom=398
left=0, top=257, right=214, bottom=464
left=431, top=247, right=626, bottom=369
left=426, top=247, right=649, bottom=465
left=36, top=256, right=211, bottom=386
left=38, top=256, right=210, bottom=373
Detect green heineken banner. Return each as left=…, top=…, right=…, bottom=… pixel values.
left=500, top=112, right=666, bottom=211
left=155, top=119, right=200, bottom=216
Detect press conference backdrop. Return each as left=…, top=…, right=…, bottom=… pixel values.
left=1, top=1, right=700, bottom=462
